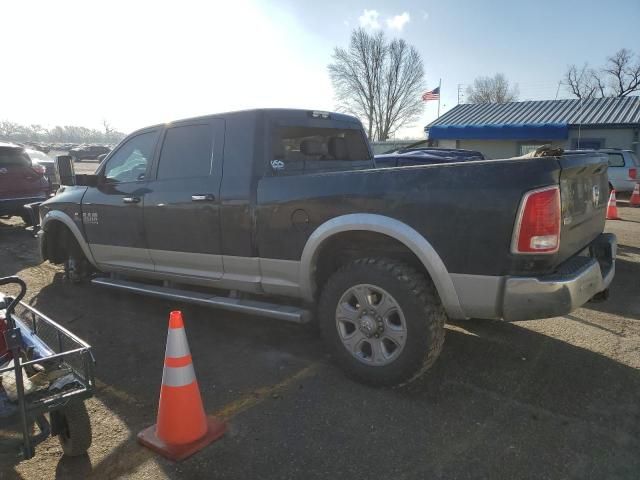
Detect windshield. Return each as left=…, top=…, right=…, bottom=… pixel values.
left=0, top=147, right=31, bottom=167
left=25, top=149, right=52, bottom=162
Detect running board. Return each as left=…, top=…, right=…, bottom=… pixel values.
left=91, top=277, right=311, bottom=324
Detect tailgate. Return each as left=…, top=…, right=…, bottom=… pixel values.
left=557, top=153, right=609, bottom=263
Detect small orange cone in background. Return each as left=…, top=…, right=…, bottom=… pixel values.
left=606, top=190, right=621, bottom=220
left=138, top=311, right=226, bottom=461
left=630, top=183, right=640, bottom=208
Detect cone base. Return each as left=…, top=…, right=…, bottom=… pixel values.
left=137, top=416, right=226, bottom=461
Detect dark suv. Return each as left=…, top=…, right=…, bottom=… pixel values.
left=69, top=145, right=111, bottom=162
left=0, top=142, right=50, bottom=220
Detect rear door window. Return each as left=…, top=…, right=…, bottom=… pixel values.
left=606, top=153, right=625, bottom=167
left=157, top=124, right=214, bottom=180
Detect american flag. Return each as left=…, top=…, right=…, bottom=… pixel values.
left=422, top=86, right=440, bottom=102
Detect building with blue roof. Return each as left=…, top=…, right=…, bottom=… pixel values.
left=425, top=96, right=640, bottom=158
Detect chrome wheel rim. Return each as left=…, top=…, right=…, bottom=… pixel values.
left=335, top=284, right=407, bottom=366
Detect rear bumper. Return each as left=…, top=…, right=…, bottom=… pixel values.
left=502, top=233, right=616, bottom=321
left=0, top=196, right=49, bottom=216
left=450, top=233, right=616, bottom=321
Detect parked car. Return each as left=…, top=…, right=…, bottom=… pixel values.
left=0, top=142, right=50, bottom=221
left=601, top=149, right=638, bottom=193
left=68, top=145, right=110, bottom=162
left=24, top=142, right=51, bottom=154
left=375, top=147, right=485, bottom=167
left=37, top=109, right=615, bottom=386
left=568, top=148, right=639, bottom=193
left=25, top=148, right=56, bottom=182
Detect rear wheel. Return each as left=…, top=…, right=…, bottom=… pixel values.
left=318, top=258, right=446, bottom=387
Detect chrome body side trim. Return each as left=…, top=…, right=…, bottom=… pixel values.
left=86, top=248, right=301, bottom=296
left=450, top=274, right=505, bottom=320
left=298, top=214, right=465, bottom=319
left=40, top=210, right=97, bottom=267
left=259, top=258, right=301, bottom=296
left=150, top=249, right=223, bottom=279
left=91, top=244, right=154, bottom=271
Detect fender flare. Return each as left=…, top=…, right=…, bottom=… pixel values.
left=299, top=213, right=465, bottom=319
left=41, top=211, right=97, bottom=267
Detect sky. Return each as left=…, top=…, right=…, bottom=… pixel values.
left=1, top=0, right=639, bottom=138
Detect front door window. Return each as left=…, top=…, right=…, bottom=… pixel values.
left=104, top=131, right=158, bottom=183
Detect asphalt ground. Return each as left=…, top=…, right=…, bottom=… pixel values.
left=0, top=190, right=638, bottom=479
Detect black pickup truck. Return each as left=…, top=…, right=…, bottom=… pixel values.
left=37, top=109, right=616, bottom=386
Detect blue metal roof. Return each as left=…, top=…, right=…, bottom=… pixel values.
left=426, top=97, right=640, bottom=132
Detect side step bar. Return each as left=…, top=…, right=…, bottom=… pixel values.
left=91, top=277, right=311, bottom=324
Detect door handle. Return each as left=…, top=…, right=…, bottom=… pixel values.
left=191, top=194, right=215, bottom=202
left=122, top=196, right=141, bottom=204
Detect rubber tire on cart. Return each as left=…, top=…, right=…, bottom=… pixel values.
left=58, top=401, right=92, bottom=456
left=318, top=258, right=446, bottom=387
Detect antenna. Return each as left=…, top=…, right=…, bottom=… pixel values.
left=457, top=84, right=464, bottom=105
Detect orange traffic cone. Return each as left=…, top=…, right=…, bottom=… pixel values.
left=606, top=190, right=621, bottom=220
left=138, top=311, right=226, bottom=461
left=630, top=183, right=640, bottom=208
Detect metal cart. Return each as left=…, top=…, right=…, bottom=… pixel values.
left=0, top=277, right=95, bottom=459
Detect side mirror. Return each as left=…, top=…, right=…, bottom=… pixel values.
left=55, top=155, right=75, bottom=186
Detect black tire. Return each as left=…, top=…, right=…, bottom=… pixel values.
left=58, top=401, right=92, bottom=456
left=318, top=258, right=446, bottom=387
left=62, top=228, right=93, bottom=283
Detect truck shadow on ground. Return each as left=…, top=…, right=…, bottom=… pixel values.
left=1, top=271, right=637, bottom=479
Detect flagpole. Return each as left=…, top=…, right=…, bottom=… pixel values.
left=437, top=78, right=442, bottom=118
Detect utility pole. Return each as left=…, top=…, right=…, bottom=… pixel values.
left=457, top=84, right=463, bottom=105
left=554, top=80, right=562, bottom=100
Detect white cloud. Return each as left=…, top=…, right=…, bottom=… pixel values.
left=386, top=12, right=410, bottom=31
left=359, top=9, right=380, bottom=29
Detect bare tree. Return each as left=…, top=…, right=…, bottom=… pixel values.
left=0, top=120, right=125, bottom=143
left=564, top=48, right=640, bottom=99
left=465, top=73, right=519, bottom=104
left=603, top=48, right=640, bottom=97
left=0, top=120, right=20, bottom=139
left=328, top=28, right=425, bottom=141
left=564, top=64, right=602, bottom=100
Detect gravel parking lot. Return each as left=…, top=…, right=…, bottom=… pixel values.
left=0, top=196, right=638, bottom=479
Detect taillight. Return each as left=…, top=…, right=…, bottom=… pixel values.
left=630, top=168, right=637, bottom=180
left=512, top=186, right=561, bottom=254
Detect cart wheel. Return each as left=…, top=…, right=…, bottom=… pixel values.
left=58, top=401, right=92, bottom=456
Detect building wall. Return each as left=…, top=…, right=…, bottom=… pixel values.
left=568, top=127, right=636, bottom=150
left=439, top=127, right=638, bottom=159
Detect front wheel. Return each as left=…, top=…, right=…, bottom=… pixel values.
left=318, top=258, right=446, bottom=387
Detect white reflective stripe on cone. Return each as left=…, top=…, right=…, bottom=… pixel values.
left=162, top=364, right=197, bottom=387
left=165, top=328, right=191, bottom=358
